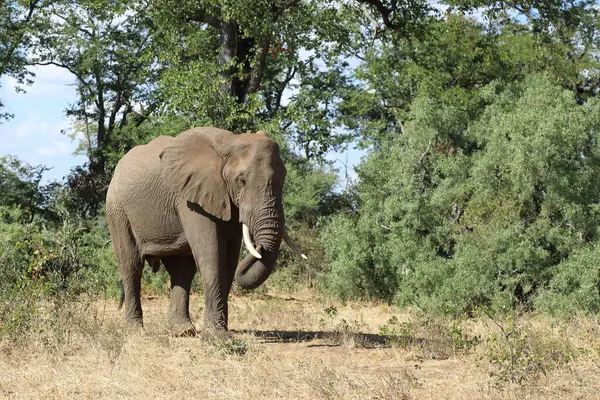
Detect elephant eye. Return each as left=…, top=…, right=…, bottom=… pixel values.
left=238, top=176, right=246, bottom=186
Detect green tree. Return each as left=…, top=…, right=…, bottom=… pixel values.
left=321, top=4, right=600, bottom=312
left=323, top=72, right=600, bottom=313
left=0, top=156, right=58, bottom=223
left=343, top=11, right=599, bottom=147
left=0, top=0, right=48, bottom=121
left=151, top=0, right=365, bottom=150
left=31, top=0, right=161, bottom=174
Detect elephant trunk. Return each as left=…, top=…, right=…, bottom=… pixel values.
left=235, top=202, right=283, bottom=289
left=235, top=247, right=279, bottom=289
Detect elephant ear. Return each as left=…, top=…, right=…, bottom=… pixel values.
left=159, top=130, right=231, bottom=221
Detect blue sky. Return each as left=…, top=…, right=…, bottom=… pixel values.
left=0, top=65, right=86, bottom=182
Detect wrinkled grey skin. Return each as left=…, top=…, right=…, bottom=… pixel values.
left=106, top=127, right=286, bottom=335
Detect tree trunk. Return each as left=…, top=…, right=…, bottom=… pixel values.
left=218, top=20, right=269, bottom=107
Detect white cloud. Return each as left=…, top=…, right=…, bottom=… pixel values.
left=4, top=118, right=68, bottom=140
left=0, top=115, right=85, bottom=181
left=38, top=141, right=71, bottom=156
left=2, top=64, right=76, bottom=101
left=27, top=65, right=76, bottom=100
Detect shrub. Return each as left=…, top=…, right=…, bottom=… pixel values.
left=321, top=73, right=600, bottom=315
left=0, top=205, right=121, bottom=341
left=534, top=243, right=600, bottom=316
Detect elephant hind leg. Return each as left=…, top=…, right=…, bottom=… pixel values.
left=107, top=202, right=144, bottom=327
left=163, top=255, right=197, bottom=337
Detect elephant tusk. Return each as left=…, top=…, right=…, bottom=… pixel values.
left=283, top=230, right=308, bottom=259
left=243, top=224, right=262, bottom=259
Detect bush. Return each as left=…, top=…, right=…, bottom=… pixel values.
left=320, top=213, right=397, bottom=301
left=0, top=204, right=122, bottom=340
left=269, top=221, right=326, bottom=291
left=321, top=73, right=600, bottom=314
left=534, top=243, right=600, bottom=316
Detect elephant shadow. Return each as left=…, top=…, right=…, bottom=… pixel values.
left=233, top=329, right=426, bottom=349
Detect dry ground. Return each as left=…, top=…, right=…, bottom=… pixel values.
left=1, top=290, right=599, bottom=399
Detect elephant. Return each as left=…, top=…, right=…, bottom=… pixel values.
left=106, top=127, right=304, bottom=335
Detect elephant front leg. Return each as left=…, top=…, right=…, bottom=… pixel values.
left=200, top=227, right=241, bottom=333
left=179, top=204, right=237, bottom=335
left=200, top=262, right=234, bottom=333
left=163, top=256, right=197, bottom=337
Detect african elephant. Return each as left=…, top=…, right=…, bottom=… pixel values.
left=106, top=127, right=303, bottom=335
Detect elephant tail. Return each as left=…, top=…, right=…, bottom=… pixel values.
left=118, top=277, right=125, bottom=310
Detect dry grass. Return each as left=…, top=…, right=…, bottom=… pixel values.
left=1, top=290, right=599, bottom=399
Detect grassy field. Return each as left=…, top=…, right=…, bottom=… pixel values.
left=1, top=289, right=599, bottom=399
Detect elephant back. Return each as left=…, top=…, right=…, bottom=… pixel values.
left=110, top=135, right=175, bottom=201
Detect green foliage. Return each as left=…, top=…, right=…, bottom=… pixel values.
left=323, top=72, right=600, bottom=314
left=378, top=316, right=416, bottom=348
left=283, top=160, right=338, bottom=223
left=534, top=243, right=600, bottom=316
left=283, top=64, right=357, bottom=159
left=321, top=212, right=394, bottom=301
left=270, top=220, right=326, bottom=291
left=0, top=0, right=47, bottom=120
left=151, top=0, right=363, bottom=158
left=0, top=196, right=121, bottom=340
left=0, top=156, right=58, bottom=223
left=448, top=0, right=599, bottom=42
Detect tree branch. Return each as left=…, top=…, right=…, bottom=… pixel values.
left=134, top=100, right=161, bottom=128
left=32, top=61, right=78, bottom=79
left=356, top=0, right=394, bottom=29
left=50, top=12, right=95, bottom=37
left=107, top=87, right=124, bottom=134
left=275, top=65, right=298, bottom=112
left=185, top=8, right=220, bottom=28
left=362, top=2, right=380, bottom=36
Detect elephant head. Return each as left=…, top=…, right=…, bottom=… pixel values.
left=158, top=127, right=287, bottom=289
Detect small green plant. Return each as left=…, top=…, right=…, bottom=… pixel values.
left=215, top=337, right=250, bottom=356
left=378, top=314, right=480, bottom=359
left=482, top=308, right=579, bottom=384
left=447, top=323, right=480, bottom=351
left=378, top=316, right=416, bottom=348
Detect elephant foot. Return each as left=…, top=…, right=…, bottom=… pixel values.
left=168, top=320, right=197, bottom=337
